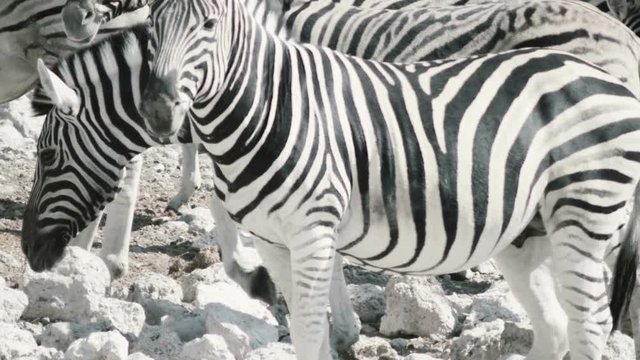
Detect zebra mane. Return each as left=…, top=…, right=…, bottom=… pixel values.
left=31, top=24, right=151, bottom=116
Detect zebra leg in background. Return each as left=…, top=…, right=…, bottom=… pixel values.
left=494, top=238, right=569, bottom=360
left=209, top=192, right=277, bottom=304
left=166, top=144, right=201, bottom=212
left=329, top=253, right=360, bottom=352
left=98, top=154, right=143, bottom=279
left=68, top=214, right=103, bottom=250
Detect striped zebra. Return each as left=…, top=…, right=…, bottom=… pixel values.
left=22, top=1, right=640, bottom=360
left=62, top=0, right=640, bottom=344
left=0, top=0, right=153, bottom=279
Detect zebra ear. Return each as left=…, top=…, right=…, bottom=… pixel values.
left=607, top=0, right=629, bottom=19
left=36, top=59, right=80, bottom=116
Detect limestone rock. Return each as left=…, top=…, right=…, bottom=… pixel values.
left=0, top=284, right=28, bottom=322
left=21, top=247, right=110, bottom=321
left=379, top=276, right=456, bottom=338
left=603, top=331, right=635, bottom=360
left=64, top=331, right=128, bottom=360
left=179, top=334, right=234, bottom=360
left=128, top=272, right=183, bottom=305
left=180, top=264, right=234, bottom=303
left=0, top=323, right=38, bottom=359
left=347, top=283, right=385, bottom=324
left=243, top=343, right=297, bottom=360
left=349, top=335, right=399, bottom=360
left=131, top=325, right=182, bottom=360
left=202, top=282, right=278, bottom=358
left=128, top=352, right=154, bottom=360
left=463, top=283, right=528, bottom=329
left=179, top=207, right=215, bottom=234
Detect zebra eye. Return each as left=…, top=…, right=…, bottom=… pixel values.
left=203, top=19, right=216, bottom=30
left=39, top=148, right=57, bottom=167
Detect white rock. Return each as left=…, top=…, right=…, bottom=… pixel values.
left=445, top=293, right=473, bottom=319
left=131, top=325, right=182, bottom=360
left=181, top=264, right=234, bottom=303
left=22, top=247, right=110, bottom=320
left=473, top=260, right=499, bottom=275
left=18, top=346, right=65, bottom=360
left=379, top=276, right=456, bottom=338
left=404, top=354, right=442, bottom=360
left=179, top=207, right=215, bottom=234
left=179, top=334, right=234, bottom=360
left=0, top=250, right=21, bottom=274
left=127, top=352, right=154, bottom=360
left=65, top=331, right=128, bottom=360
left=0, top=322, right=38, bottom=359
left=243, top=343, right=297, bottom=360
left=202, top=283, right=278, bottom=358
left=129, top=272, right=183, bottom=304
left=0, top=285, right=28, bottom=322
left=160, top=312, right=206, bottom=342
left=347, top=283, right=385, bottom=324
left=0, top=119, right=33, bottom=152
left=463, top=282, right=528, bottom=329
left=85, top=297, right=146, bottom=338
left=41, top=322, right=74, bottom=351
left=0, top=276, right=5, bottom=287
left=450, top=320, right=532, bottom=360
left=603, top=331, right=635, bottom=360
left=349, top=335, right=399, bottom=360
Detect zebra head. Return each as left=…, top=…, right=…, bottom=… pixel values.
left=62, top=0, right=109, bottom=43
left=139, top=0, right=233, bottom=139
left=607, top=0, right=640, bottom=36
left=22, top=60, right=134, bottom=271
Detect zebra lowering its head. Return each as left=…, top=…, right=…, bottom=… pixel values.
left=22, top=1, right=640, bottom=359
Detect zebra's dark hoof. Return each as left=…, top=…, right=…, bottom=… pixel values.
left=249, top=265, right=277, bottom=305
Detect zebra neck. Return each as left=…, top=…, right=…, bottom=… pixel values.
left=191, top=0, right=290, bottom=164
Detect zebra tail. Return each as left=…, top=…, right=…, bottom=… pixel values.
left=610, top=181, right=640, bottom=330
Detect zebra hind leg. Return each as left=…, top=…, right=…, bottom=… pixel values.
left=544, top=210, right=623, bottom=359
left=166, top=144, right=201, bottom=211
left=494, top=234, right=568, bottom=360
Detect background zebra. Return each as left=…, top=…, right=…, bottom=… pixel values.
left=22, top=0, right=640, bottom=359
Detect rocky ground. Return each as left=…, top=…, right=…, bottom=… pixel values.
left=0, top=95, right=636, bottom=360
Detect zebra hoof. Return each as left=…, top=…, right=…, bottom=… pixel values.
left=165, top=196, right=186, bottom=213
left=103, top=254, right=128, bottom=280
left=249, top=265, right=277, bottom=305
left=331, top=323, right=360, bottom=352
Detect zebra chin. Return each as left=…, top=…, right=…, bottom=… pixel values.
left=21, top=219, right=71, bottom=272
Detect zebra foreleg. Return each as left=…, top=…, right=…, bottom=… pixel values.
left=329, top=253, right=360, bottom=352
left=69, top=213, right=102, bottom=250
left=166, top=144, right=201, bottom=211
left=209, top=193, right=277, bottom=304
left=100, top=154, right=143, bottom=278
left=254, top=239, right=338, bottom=360
left=287, top=229, right=336, bottom=360
left=494, top=238, right=568, bottom=360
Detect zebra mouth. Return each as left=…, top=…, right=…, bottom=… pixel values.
left=24, top=230, right=71, bottom=272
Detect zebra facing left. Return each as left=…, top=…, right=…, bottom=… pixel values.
left=22, top=0, right=640, bottom=359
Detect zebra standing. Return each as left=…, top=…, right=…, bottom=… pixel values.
left=64, top=0, right=640, bottom=347
left=22, top=1, right=640, bottom=359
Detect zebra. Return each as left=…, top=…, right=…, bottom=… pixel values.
left=0, top=0, right=155, bottom=279
left=62, top=0, right=640, bottom=343
left=22, top=0, right=640, bottom=359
